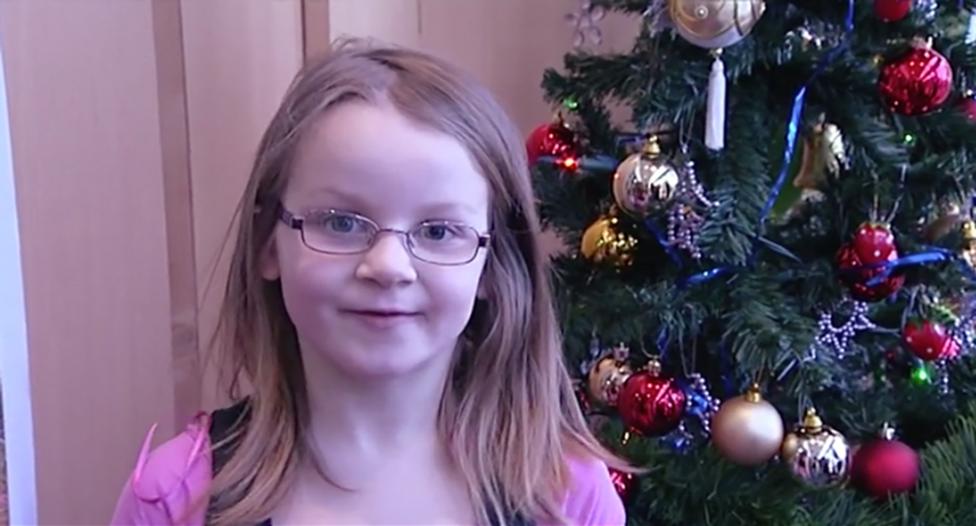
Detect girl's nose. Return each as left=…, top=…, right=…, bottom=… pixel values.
left=354, top=231, right=418, bottom=287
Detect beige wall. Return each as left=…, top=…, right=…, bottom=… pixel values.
left=180, top=0, right=306, bottom=410
left=1, top=1, right=177, bottom=524
left=0, top=0, right=637, bottom=522
left=0, top=0, right=305, bottom=522
left=329, top=0, right=638, bottom=134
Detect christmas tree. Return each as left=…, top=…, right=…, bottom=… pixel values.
left=530, top=1, right=976, bottom=524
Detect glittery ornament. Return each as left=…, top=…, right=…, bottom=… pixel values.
left=612, top=136, right=680, bottom=217
left=580, top=214, right=640, bottom=268
left=852, top=424, right=920, bottom=498
left=782, top=408, right=851, bottom=488
left=617, top=358, right=686, bottom=436
left=711, top=384, right=785, bottom=466
left=526, top=117, right=580, bottom=170
left=879, top=40, right=954, bottom=116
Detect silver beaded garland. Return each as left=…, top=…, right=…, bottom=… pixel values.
left=813, top=300, right=876, bottom=359
left=665, top=155, right=716, bottom=260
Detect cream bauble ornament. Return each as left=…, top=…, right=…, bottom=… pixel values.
left=668, top=0, right=766, bottom=49
left=667, top=0, right=766, bottom=150
left=711, top=383, right=785, bottom=466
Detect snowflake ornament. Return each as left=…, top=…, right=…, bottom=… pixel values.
left=566, top=0, right=605, bottom=48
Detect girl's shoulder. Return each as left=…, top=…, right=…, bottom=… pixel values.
left=109, top=412, right=214, bottom=526
left=558, top=454, right=626, bottom=526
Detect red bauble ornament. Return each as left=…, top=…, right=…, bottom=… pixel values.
left=852, top=425, right=920, bottom=498
left=851, top=222, right=898, bottom=263
left=879, top=42, right=954, bottom=115
left=903, top=320, right=960, bottom=361
left=608, top=467, right=637, bottom=503
left=526, top=118, right=580, bottom=170
left=836, top=223, right=905, bottom=302
left=617, top=360, right=686, bottom=436
left=874, top=0, right=913, bottom=22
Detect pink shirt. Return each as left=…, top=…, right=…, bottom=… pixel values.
left=110, top=412, right=626, bottom=526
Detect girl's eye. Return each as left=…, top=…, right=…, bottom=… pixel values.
left=421, top=224, right=448, bottom=240
left=417, top=223, right=465, bottom=241
left=325, top=214, right=357, bottom=233
left=308, top=212, right=369, bottom=234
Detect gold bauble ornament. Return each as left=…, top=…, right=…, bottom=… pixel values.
left=782, top=408, right=851, bottom=488
left=586, top=344, right=634, bottom=407
left=711, top=383, right=784, bottom=466
left=612, top=136, right=680, bottom=218
left=668, top=0, right=767, bottom=49
left=580, top=214, right=639, bottom=267
left=961, top=219, right=976, bottom=269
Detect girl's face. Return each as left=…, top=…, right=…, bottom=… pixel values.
left=262, top=100, right=491, bottom=380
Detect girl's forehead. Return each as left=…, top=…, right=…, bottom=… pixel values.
left=285, top=101, right=491, bottom=221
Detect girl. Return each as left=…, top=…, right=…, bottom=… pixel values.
left=111, top=40, right=627, bottom=526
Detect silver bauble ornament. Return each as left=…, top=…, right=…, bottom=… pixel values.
left=668, top=0, right=767, bottom=49
left=782, top=408, right=851, bottom=488
left=711, top=384, right=784, bottom=466
left=612, top=136, right=680, bottom=218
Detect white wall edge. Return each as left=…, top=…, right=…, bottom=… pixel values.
left=0, top=32, right=38, bottom=526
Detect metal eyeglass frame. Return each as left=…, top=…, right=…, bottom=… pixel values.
left=277, top=206, right=491, bottom=266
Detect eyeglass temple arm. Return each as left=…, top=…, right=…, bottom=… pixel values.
left=279, top=208, right=303, bottom=229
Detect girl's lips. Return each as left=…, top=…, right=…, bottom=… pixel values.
left=343, top=310, right=422, bottom=328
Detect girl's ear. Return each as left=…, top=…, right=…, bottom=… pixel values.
left=259, top=236, right=281, bottom=281
left=476, top=264, right=491, bottom=300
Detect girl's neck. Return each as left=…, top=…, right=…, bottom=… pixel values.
left=297, top=337, right=457, bottom=488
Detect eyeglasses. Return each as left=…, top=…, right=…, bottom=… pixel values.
left=278, top=207, right=491, bottom=266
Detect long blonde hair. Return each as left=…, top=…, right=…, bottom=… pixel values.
left=208, top=40, right=624, bottom=525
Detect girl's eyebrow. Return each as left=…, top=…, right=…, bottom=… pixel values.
left=294, top=187, right=370, bottom=212
left=414, top=202, right=483, bottom=218
left=303, top=187, right=483, bottom=219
